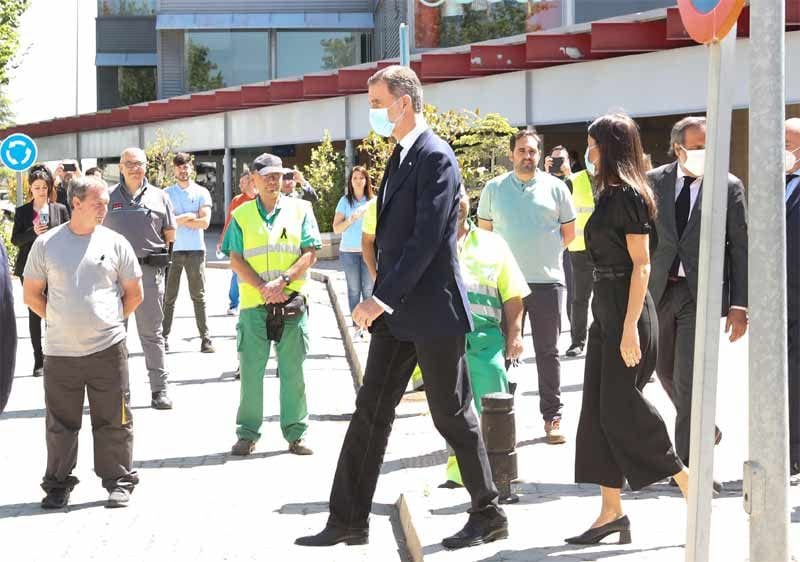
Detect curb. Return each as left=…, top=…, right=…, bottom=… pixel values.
left=310, top=269, right=364, bottom=391
left=206, top=260, right=230, bottom=270
left=396, top=492, right=425, bottom=562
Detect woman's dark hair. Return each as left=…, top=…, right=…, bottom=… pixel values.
left=346, top=165, right=374, bottom=206
left=587, top=113, right=657, bottom=219
left=27, top=164, right=56, bottom=203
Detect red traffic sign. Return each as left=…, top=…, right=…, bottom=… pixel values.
left=677, top=0, right=746, bottom=44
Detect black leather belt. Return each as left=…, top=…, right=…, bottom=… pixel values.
left=138, top=252, right=171, bottom=267
left=593, top=266, right=632, bottom=281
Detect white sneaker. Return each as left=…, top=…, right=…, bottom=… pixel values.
left=227, top=306, right=238, bottom=316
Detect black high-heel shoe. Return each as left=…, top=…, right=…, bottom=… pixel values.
left=565, top=515, right=631, bottom=545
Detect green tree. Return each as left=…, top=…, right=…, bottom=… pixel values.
left=186, top=42, right=224, bottom=92
left=145, top=129, right=187, bottom=188
left=0, top=0, right=30, bottom=127
left=321, top=36, right=356, bottom=70
left=303, top=130, right=345, bottom=232
left=440, top=1, right=526, bottom=48
left=119, top=66, right=156, bottom=106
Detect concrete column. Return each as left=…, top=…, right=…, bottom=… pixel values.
left=223, top=112, right=232, bottom=213
left=747, top=1, right=791, bottom=560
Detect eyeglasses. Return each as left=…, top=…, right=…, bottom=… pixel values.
left=122, top=161, right=146, bottom=170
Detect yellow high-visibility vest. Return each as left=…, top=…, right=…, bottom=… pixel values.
left=233, top=198, right=308, bottom=309
left=568, top=170, right=595, bottom=252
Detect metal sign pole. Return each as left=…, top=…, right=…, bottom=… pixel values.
left=399, top=23, right=410, bottom=67
left=684, top=25, right=738, bottom=562
left=747, top=1, right=791, bottom=560
left=15, top=172, right=23, bottom=206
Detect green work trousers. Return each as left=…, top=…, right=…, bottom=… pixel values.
left=236, top=306, right=309, bottom=443
left=446, top=326, right=508, bottom=485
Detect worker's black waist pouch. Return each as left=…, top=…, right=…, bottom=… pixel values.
left=265, top=292, right=307, bottom=342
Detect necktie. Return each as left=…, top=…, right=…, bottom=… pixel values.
left=377, top=143, right=403, bottom=214
left=669, top=176, right=694, bottom=277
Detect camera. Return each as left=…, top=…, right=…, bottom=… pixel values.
left=550, top=157, right=564, bottom=175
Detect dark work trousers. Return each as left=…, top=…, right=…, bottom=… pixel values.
left=162, top=250, right=209, bottom=339
left=575, top=278, right=683, bottom=490
left=655, top=278, right=718, bottom=465
left=41, top=340, right=139, bottom=493
left=789, top=314, right=800, bottom=474
left=524, top=283, right=563, bottom=422
left=569, top=251, right=595, bottom=348
left=328, top=317, right=499, bottom=531
left=19, top=276, right=43, bottom=368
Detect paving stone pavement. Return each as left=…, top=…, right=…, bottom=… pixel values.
left=316, top=259, right=800, bottom=562
left=2, top=246, right=798, bottom=562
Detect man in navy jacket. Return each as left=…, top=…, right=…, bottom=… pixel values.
left=296, top=66, right=507, bottom=550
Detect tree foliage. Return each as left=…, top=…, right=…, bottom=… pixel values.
left=145, top=129, right=187, bottom=188
left=302, top=130, right=345, bottom=233
left=357, top=104, right=517, bottom=202
left=186, top=42, right=224, bottom=92
left=119, top=66, right=157, bottom=106
left=0, top=0, right=30, bottom=127
left=321, top=36, right=356, bottom=70
left=440, top=1, right=526, bottom=48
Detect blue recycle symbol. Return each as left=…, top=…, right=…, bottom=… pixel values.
left=1, top=133, right=38, bottom=171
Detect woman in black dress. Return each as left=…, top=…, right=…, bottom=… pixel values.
left=566, top=114, right=689, bottom=545
left=11, top=164, right=70, bottom=377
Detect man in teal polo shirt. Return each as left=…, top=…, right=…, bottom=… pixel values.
left=478, top=129, right=576, bottom=444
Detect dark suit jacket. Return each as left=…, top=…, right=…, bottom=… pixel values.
left=373, top=129, right=473, bottom=342
left=647, top=161, right=748, bottom=314
left=787, top=178, right=800, bottom=323
left=0, top=242, right=16, bottom=414
left=11, top=201, right=70, bottom=277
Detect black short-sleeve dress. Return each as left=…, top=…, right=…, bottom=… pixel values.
left=574, top=185, right=683, bottom=491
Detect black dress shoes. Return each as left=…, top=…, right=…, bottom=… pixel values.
left=295, top=524, right=368, bottom=547
left=441, top=508, right=508, bottom=550
left=565, top=515, right=631, bottom=545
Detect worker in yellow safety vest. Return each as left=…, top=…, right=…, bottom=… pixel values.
left=362, top=184, right=529, bottom=487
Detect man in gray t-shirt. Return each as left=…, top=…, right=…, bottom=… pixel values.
left=23, top=176, right=144, bottom=510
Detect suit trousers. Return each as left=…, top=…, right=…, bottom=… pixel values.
left=655, top=279, right=718, bottom=465
left=129, top=264, right=169, bottom=392
left=42, top=340, right=139, bottom=492
left=524, top=283, right=563, bottom=421
left=163, top=250, right=210, bottom=340
left=789, top=314, right=800, bottom=473
left=569, top=251, right=595, bottom=348
left=328, top=317, right=499, bottom=530
left=575, top=278, right=683, bottom=490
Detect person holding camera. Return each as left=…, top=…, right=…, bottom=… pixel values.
left=222, top=153, right=321, bottom=457
left=281, top=169, right=319, bottom=203
left=103, top=147, right=176, bottom=410
left=54, top=160, right=81, bottom=213
left=11, top=164, right=70, bottom=377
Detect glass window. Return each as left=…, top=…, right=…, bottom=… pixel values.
left=276, top=31, right=372, bottom=79
left=575, top=0, right=675, bottom=23
left=185, top=31, right=270, bottom=92
left=98, top=0, right=156, bottom=16
left=119, top=66, right=157, bottom=106
left=414, top=0, right=563, bottom=49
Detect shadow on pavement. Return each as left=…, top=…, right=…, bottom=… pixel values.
left=466, top=543, right=684, bottom=561
left=0, top=500, right=107, bottom=520
left=262, top=412, right=425, bottom=424
left=170, top=372, right=239, bottom=386
left=276, top=501, right=394, bottom=517
left=133, top=449, right=286, bottom=469
left=1, top=404, right=152, bottom=421
left=380, top=449, right=449, bottom=474
left=522, top=383, right=583, bottom=398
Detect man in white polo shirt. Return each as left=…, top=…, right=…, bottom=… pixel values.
left=478, top=129, right=576, bottom=445
left=162, top=152, right=215, bottom=353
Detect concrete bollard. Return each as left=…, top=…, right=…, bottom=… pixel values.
left=480, top=392, right=519, bottom=504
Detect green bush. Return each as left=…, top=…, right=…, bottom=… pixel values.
left=302, top=130, right=345, bottom=233
left=1, top=214, right=16, bottom=272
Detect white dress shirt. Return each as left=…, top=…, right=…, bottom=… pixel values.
left=373, top=117, right=430, bottom=315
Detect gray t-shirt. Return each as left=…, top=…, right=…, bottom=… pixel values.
left=23, top=224, right=142, bottom=357
left=104, top=182, right=176, bottom=259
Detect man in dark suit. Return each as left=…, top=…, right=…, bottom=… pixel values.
left=648, top=116, right=748, bottom=471
left=0, top=242, right=16, bottom=414
left=296, top=65, right=506, bottom=550
left=784, top=117, right=800, bottom=484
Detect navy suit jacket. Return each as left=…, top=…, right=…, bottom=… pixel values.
left=372, top=128, right=473, bottom=342
left=787, top=178, right=800, bottom=324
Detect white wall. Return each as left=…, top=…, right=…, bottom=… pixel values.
left=6, top=0, right=97, bottom=125
left=80, top=126, right=140, bottom=160
left=142, top=113, right=225, bottom=153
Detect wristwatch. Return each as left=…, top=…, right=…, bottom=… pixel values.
left=279, top=273, right=291, bottom=285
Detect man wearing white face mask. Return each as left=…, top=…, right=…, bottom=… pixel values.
left=783, top=117, right=800, bottom=484
left=646, top=116, right=748, bottom=481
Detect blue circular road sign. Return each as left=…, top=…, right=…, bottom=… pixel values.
left=0, top=133, right=38, bottom=172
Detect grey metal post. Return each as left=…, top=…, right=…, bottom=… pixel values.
left=746, top=1, right=791, bottom=561
left=15, top=172, right=23, bottom=206
left=399, top=23, right=410, bottom=66
left=684, top=27, right=738, bottom=562
left=223, top=112, right=232, bottom=214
